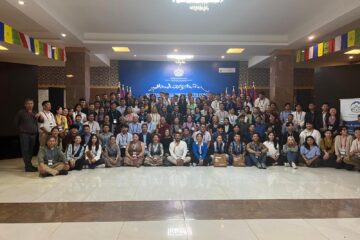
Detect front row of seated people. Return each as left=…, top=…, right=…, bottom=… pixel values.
left=37, top=124, right=360, bottom=177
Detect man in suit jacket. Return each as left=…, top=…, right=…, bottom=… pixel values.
left=139, top=123, right=152, bottom=148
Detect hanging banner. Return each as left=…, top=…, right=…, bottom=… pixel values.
left=340, top=98, right=360, bottom=134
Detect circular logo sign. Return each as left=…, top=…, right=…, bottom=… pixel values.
left=174, top=68, right=184, bottom=77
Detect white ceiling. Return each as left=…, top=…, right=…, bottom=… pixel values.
left=1, top=0, right=360, bottom=67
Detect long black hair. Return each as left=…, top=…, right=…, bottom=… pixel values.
left=266, top=132, right=279, bottom=150
left=87, top=134, right=100, bottom=151
left=303, top=136, right=317, bottom=150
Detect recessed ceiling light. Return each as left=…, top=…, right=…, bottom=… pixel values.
left=61, top=33, right=66, bottom=38
left=167, top=54, right=194, bottom=60
left=349, top=56, right=354, bottom=59
left=35, top=52, right=40, bottom=55
left=308, top=35, right=315, bottom=41
left=0, top=45, right=8, bottom=51
left=52, top=46, right=56, bottom=50
left=133, top=54, right=137, bottom=57
left=66, top=74, right=74, bottom=78
left=345, top=49, right=360, bottom=55
left=221, top=55, right=225, bottom=59
left=112, top=47, right=130, bottom=52
left=18, top=1, right=25, bottom=5
left=174, top=49, right=179, bottom=52
left=226, top=48, right=244, bottom=54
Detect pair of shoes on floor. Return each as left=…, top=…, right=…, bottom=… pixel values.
left=256, top=162, right=267, bottom=169
left=291, top=162, right=297, bottom=169
left=25, top=166, right=38, bottom=172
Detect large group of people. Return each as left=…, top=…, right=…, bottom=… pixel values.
left=14, top=91, right=360, bottom=177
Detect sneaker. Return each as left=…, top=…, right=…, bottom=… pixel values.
left=284, top=163, right=290, bottom=167
left=261, top=163, right=267, bottom=169
left=58, top=170, right=68, bottom=175
left=256, top=162, right=262, bottom=169
left=291, top=162, right=297, bottom=169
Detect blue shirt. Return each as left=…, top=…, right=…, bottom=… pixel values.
left=300, top=145, right=320, bottom=159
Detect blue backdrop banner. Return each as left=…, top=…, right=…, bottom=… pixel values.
left=118, top=61, right=239, bottom=97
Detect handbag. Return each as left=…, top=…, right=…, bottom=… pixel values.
left=233, top=155, right=245, bottom=167
left=214, top=153, right=227, bottom=167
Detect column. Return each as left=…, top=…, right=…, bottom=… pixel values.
left=65, top=47, right=90, bottom=108
left=269, top=50, right=295, bottom=108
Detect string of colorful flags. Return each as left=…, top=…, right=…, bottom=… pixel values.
left=296, top=29, right=360, bottom=63
left=0, top=21, right=66, bottom=62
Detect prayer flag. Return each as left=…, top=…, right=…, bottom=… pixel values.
left=334, top=35, right=342, bottom=52
left=309, top=46, right=314, bottom=59
left=34, top=39, right=40, bottom=54
left=0, top=22, right=4, bottom=42
left=341, top=33, right=348, bottom=50
left=12, top=29, right=21, bottom=45
left=348, top=30, right=356, bottom=48
left=318, top=42, right=324, bottom=57
left=4, top=24, right=13, bottom=44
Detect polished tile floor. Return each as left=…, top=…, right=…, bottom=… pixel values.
left=1, top=159, right=360, bottom=239
left=0, top=159, right=360, bottom=202
left=1, top=219, right=360, bottom=240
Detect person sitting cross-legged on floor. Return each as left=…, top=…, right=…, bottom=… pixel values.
left=246, top=133, right=269, bottom=169
left=85, top=134, right=104, bottom=169
left=37, top=135, right=68, bottom=177
left=65, top=134, right=85, bottom=171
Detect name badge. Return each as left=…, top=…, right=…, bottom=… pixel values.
left=48, top=159, right=53, bottom=166
left=113, top=119, right=117, bottom=124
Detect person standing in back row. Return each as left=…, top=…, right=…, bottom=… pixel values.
left=14, top=98, right=43, bottom=172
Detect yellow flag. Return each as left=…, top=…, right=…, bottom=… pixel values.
left=318, top=42, right=324, bottom=57
left=34, top=39, right=40, bottom=54
left=4, top=24, right=13, bottom=44
left=296, top=50, right=301, bottom=63
left=54, top=48, right=59, bottom=60
left=348, top=30, right=356, bottom=48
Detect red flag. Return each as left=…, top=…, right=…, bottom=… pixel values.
left=304, top=48, right=309, bottom=60
left=328, top=39, right=335, bottom=53
left=252, top=82, right=257, bottom=100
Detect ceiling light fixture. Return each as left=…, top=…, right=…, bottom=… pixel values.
left=18, top=0, right=25, bottom=5
left=226, top=48, right=244, bottom=54
left=112, top=47, right=130, bottom=53
left=133, top=54, right=137, bottom=57
left=349, top=56, right=354, bottom=59
left=66, top=74, right=74, bottom=78
left=344, top=49, right=360, bottom=55
left=167, top=54, right=194, bottom=60
left=221, top=56, right=225, bottom=59
left=61, top=33, right=66, bottom=38
left=308, top=35, right=315, bottom=41
left=172, top=0, right=224, bottom=12
left=174, top=49, right=179, bottom=52
left=0, top=45, right=9, bottom=51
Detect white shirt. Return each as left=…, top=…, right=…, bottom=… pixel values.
left=39, top=111, right=56, bottom=132
left=350, top=139, right=360, bottom=154
left=85, top=145, right=102, bottom=161
left=263, top=141, right=279, bottom=157
left=292, top=111, right=306, bottom=129
left=299, top=129, right=321, bottom=146
left=169, top=141, right=188, bottom=160
left=254, top=98, right=270, bottom=112
left=84, top=121, right=100, bottom=134
left=211, top=100, right=221, bottom=112
left=228, top=114, right=238, bottom=126
left=73, top=112, right=87, bottom=123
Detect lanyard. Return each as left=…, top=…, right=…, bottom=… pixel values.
left=43, top=111, right=53, bottom=121
left=341, top=136, right=348, bottom=149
